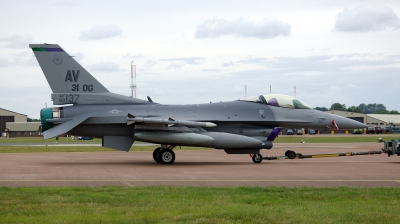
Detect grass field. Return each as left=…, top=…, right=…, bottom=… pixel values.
left=0, top=136, right=102, bottom=143
left=0, top=186, right=399, bottom=223
left=0, top=145, right=211, bottom=153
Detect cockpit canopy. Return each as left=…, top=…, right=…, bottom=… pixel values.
left=240, top=94, right=312, bottom=109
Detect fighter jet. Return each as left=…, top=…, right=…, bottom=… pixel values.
left=30, top=44, right=367, bottom=164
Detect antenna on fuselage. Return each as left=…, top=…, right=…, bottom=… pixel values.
left=294, top=86, right=296, bottom=98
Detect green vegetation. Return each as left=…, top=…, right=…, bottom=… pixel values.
left=319, top=102, right=400, bottom=114
left=0, top=186, right=398, bottom=223
left=0, top=146, right=114, bottom=153
left=27, top=117, right=41, bottom=122
left=0, top=146, right=210, bottom=153
left=0, top=137, right=101, bottom=143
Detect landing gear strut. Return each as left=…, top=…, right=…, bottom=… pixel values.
left=153, top=145, right=176, bottom=164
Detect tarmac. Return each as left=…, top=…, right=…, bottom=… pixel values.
left=0, top=142, right=399, bottom=187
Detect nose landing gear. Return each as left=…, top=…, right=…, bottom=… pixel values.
left=251, top=154, right=263, bottom=163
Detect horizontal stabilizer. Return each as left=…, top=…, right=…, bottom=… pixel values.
left=43, top=113, right=93, bottom=139
left=127, top=114, right=216, bottom=127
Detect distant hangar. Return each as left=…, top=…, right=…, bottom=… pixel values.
left=326, top=110, right=400, bottom=127
left=0, top=108, right=41, bottom=138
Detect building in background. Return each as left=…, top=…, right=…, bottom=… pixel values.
left=1, top=108, right=27, bottom=137
left=5, top=122, right=41, bottom=138
left=0, top=108, right=41, bottom=138
left=326, top=110, right=400, bottom=128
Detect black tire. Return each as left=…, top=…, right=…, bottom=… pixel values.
left=159, top=149, right=175, bottom=164
left=153, top=147, right=161, bottom=163
left=287, top=151, right=296, bottom=159
left=285, top=150, right=292, bottom=157
left=252, top=154, right=263, bottom=163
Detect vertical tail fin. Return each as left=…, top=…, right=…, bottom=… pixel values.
left=30, top=44, right=109, bottom=94
left=30, top=43, right=151, bottom=105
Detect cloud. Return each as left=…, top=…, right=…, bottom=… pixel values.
left=237, top=56, right=268, bottom=65
left=123, top=53, right=144, bottom=59
left=0, top=34, right=33, bottom=49
left=167, top=63, right=185, bottom=70
left=79, top=24, right=122, bottom=41
left=146, top=60, right=157, bottom=68
left=0, top=58, right=10, bottom=67
left=202, top=69, right=220, bottom=72
left=159, top=57, right=205, bottom=65
left=0, top=52, right=37, bottom=67
left=334, top=5, right=400, bottom=32
left=53, top=1, right=80, bottom=6
left=195, top=17, right=291, bottom=39
left=87, top=62, right=123, bottom=72
left=234, top=53, right=397, bottom=72
left=222, top=61, right=234, bottom=67
left=270, top=54, right=396, bottom=72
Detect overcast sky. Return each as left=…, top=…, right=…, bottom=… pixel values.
left=1, top=0, right=400, bottom=118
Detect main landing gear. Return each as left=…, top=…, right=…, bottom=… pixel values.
left=153, top=145, right=176, bottom=164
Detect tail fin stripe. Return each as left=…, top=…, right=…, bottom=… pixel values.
left=32, top=47, right=63, bottom=52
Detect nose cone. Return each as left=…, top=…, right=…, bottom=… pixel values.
left=330, top=114, right=367, bottom=129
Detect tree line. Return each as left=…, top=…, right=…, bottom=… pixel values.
left=315, top=103, right=399, bottom=114
left=27, top=118, right=41, bottom=122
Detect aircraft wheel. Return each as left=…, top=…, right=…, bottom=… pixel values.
left=284, top=150, right=291, bottom=157
left=252, top=154, right=263, bottom=163
left=153, top=147, right=161, bottom=163
left=159, top=149, right=175, bottom=164
left=286, top=150, right=296, bottom=160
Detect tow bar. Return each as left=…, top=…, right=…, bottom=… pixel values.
left=263, top=150, right=383, bottom=161
left=250, top=138, right=400, bottom=163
